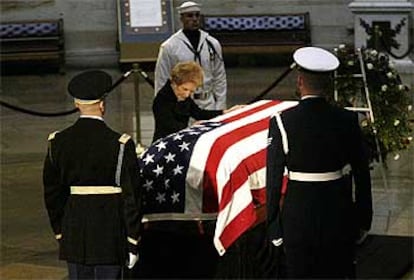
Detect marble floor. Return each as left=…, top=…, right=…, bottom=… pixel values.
left=1, top=64, right=413, bottom=279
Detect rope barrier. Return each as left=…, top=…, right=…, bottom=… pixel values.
left=0, top=100, right=78, bottom=117
left=247, top=62, right=296, bottom=104
left=1, top=62, right=294, bottom=115
left=0, top=68, right=155, bottom=117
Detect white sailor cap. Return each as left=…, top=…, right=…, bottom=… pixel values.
left=293, top=47, right=340, bottom=72
left=177, top=1, right=201, bottom=14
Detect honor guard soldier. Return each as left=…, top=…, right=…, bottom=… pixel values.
left=266, top=47, right=373, bottom=279
left=43, top=70, right=143, bottom=280
left=154, top=1, right=227, bottom=110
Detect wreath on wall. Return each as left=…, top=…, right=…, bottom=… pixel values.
left=332, top=44, right=413, bottom=164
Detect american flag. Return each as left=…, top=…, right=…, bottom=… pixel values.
left=138, top=100, right=298, bottom=255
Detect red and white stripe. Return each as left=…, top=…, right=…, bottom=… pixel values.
left=186, top=100, right=298, bottom=255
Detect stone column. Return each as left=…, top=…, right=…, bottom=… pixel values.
left=348, top=0, right=413, bottom=73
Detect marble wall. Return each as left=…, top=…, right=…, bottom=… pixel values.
left=1, top=0, right=412, bottom=67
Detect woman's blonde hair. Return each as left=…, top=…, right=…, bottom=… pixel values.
left=171, top=61, right=204, bottom=87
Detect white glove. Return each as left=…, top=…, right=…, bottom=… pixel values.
left=127, top=252, right=139, bottom=269
left=272, top=238, right=283, bottom=247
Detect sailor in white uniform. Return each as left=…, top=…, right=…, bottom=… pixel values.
left=154, top=1, right=227, bottom=110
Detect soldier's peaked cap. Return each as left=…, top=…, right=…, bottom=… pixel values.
left=293, top=47, right=340, bottom=72
left=68, top=70, right=112, bottom=104
left=177, top=1, right=201, bottom=14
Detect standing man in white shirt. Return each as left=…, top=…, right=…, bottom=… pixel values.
left=154, top=1, right=227, bottom=110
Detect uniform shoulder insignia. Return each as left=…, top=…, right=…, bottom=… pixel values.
left=119, top=133, right=131, bottom=144
left=48, top=131, right=59, bottom=141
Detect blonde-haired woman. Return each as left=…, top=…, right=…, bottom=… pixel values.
left=152, top=61, right=240, bottom=142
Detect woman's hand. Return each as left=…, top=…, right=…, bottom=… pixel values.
left=192, top=120, right=205, bottom=126
left=223, top=104, right=245, bottom=114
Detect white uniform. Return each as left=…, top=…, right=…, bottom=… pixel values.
left=154, top=29, right=227, bottom=110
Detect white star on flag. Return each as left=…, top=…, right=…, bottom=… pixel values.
left=173, top=164, right=184, bottom=175
left=143, top=179, right=154, bottom=192
left=164, top=152, right=176, bottom=163
left=189, top=131, right=200, bottom=135
left=173, top=134, right=183, bottom=141
left=152, top=164, right=164, bottom=177
left=155, top=140, right=167, bottom=152
left=155, top=192, right=166, bottom=204
left=171, top=191, right=180, bottom=204
left=178, top=141, right=190, bottom=152
left=142, top=153, right=155, bottom=165
left=164, top=179, right=170, bottom=189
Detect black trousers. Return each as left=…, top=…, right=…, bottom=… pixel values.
left=67, top=262, right=121, bottom=280
left=132, top=221, right=218, bottom=279
left=214, top=222, right=285, bottom=279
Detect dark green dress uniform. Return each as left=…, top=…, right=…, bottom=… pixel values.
left=44, top=120, right=142, bottom=264
left=43, top=70, right=142, bottom=271
left=266, top=48, right=373, bottom=279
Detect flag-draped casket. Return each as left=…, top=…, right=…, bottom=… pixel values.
left=138, top=100, right=297, bottom=255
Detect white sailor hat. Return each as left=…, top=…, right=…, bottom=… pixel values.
left=293, top=47, right=340, bottom=72
left=177, top=1, right=201, bottom=14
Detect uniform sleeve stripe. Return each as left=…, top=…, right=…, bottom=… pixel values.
left=274, top=113, right=289, bottom=154
left=115, top=143, right=125, bottom=186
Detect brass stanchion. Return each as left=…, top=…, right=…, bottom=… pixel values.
left=132, top=63, right=141, bottom=144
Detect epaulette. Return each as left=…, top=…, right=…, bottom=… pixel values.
left=118, top=133, right=131, bottom=144
left=48, top=131, right=59, bottom=141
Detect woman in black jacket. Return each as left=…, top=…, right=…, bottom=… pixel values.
left=152, top=61, right=240, bottom=142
